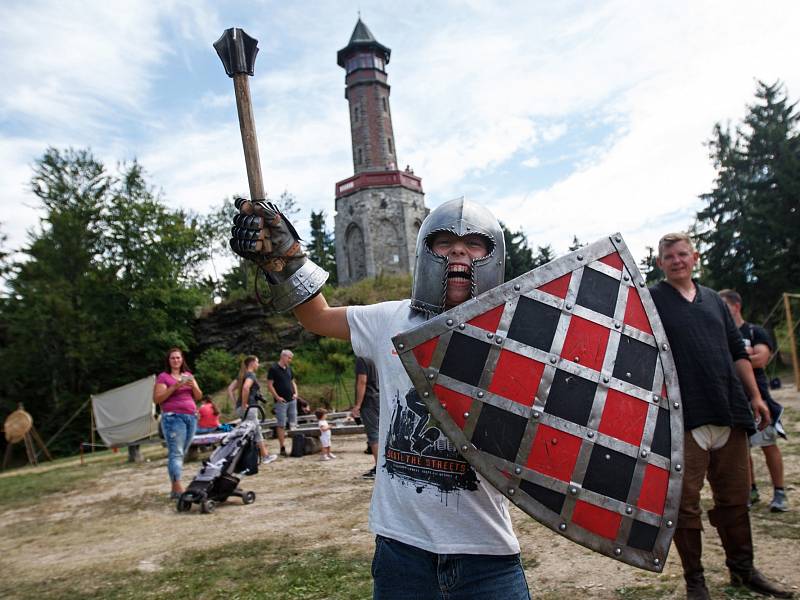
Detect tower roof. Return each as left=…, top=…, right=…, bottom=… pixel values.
left=337, top=18, right=391, bottom=67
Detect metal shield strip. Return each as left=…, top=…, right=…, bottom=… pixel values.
left=393, top=233, right=683, bottom=572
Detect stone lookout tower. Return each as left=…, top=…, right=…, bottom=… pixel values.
left=334, top=18, right=428, bottom=285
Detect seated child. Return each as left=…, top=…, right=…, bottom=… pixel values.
left=196, top=395, right=221, bottom=433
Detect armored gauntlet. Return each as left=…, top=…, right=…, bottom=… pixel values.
left=230, top=198, right=328, bottom=312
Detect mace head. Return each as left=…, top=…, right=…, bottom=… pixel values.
left=214, top=28, right=259, bottom=77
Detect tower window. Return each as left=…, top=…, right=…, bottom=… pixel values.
left=382, top=97, right=388, bottom=112
left=354, top=106, right=359, bottom=122
left=387, top=138, right=393, bottom=154
left=357, top=148, right=363, bottom=164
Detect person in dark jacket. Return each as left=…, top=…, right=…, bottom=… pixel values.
left=720, top=289, right=789, bottom=512
left=650, top=232, right=791, bottom=599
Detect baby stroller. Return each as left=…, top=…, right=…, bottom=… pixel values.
left=176, top=418, right=259, bottom=514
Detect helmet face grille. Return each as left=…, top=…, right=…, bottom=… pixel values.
left=411, top=199, right=505, bottom=315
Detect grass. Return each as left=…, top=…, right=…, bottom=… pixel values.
left=0, top=446, right=163, bottom=510
left=0, top=539, right=374, bottom=600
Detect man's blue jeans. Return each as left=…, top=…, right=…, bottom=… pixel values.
left=372, top=535, right=530, bottom=600
left=161, top=412, right=197, bottom=482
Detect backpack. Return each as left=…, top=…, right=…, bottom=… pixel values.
left=290, top=434, right=306, bottom=457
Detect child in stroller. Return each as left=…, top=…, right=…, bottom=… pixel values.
left=177, top=417, right=261, bottom=513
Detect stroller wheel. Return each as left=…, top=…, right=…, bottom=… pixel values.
left=200, top=499, right=216, bottom=514
left=243, top=491, right=256, bottom=505
left=176, top=494, right=192, bottom=513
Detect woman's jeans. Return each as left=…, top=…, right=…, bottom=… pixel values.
left=161, top=412, right=197, bottom=482
left=372, top=535, right=530, bottom=600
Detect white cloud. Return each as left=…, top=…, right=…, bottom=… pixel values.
left=2, top=0, right=800, bottom=274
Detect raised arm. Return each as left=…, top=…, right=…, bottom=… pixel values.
left=293, top=294, right=350, bottom=340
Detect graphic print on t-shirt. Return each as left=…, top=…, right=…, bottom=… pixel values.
left=384, top=387, right=478, bottom=495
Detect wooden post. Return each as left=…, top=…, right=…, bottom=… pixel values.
left=784, top=293, right=800, bottom=391
left=127, top=444, right=143, bottom=463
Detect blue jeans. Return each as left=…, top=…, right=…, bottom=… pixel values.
left=372, top=535, right=530, bottom=600
left=161, top=413, right=197, bottom=482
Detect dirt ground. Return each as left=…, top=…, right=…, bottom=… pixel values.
left=1, top=385, right=799, bottom=599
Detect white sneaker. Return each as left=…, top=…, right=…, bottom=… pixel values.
left=329, top=453, right=337, bottom=459
left=262, top=454, right=278, bottom=465
left=320, top=455, right=331, bottom=461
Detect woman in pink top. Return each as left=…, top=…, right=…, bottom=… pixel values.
left=153, top=347, right=203, bottom=498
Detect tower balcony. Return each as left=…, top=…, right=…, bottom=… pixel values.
left=335, top=169, right=424, bottom=199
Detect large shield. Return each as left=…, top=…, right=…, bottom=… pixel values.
left=392, top=233, right=682, bottom=572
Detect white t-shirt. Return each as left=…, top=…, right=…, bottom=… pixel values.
left=348, top=300, right=520, bottom=555
left=319, top=419, right=332, bottom=447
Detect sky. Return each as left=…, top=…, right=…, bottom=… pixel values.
left=1, top=0, right=799, bottom=277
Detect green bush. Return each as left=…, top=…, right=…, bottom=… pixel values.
left=193, top=348, right=238, bottom=393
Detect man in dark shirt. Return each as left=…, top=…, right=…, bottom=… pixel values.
left=352, top=356, right=379, bottom=480
left=267, top=349, right=299, bottom=457
left=650, top=233, right=791, bottom=599
left=720, top=289, right=789, bottom=512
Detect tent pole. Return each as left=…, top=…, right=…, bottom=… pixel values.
left=90, top=401, right=95, bottom=454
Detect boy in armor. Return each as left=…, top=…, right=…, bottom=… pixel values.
left=231, top=198, right=529, bottom=599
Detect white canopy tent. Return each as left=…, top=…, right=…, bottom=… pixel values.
left=91, top=376, right=158, bottom=447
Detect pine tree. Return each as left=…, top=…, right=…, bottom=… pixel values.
left=500, top=222, right=534, bottom=279
left=307, top=211, right=337, bottom=285
left=695, top=80, right=800, bottom=318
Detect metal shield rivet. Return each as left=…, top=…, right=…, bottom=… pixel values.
left=398, top=343, right=405, bottom=350
left=602, top=376, right=610, bottom=383
left=508, top=488, right=516, bottom=496
left=463, top=412, right=470, bottom=419
left=441, top=403, right=447, bottom=408
left=577, top=254, right=584, bottom=261
left=551, top=438, right=558, bottom=445
left=428, top=373, right=435, bottom=380
left=673, top=402, right=680, bottom=409
left=532, top=411, right=540, bottom=419
left=625, top=506, right=633, bottom=514
left=559, top=522, right=567, bottom=531
left=569, top=486, right=578, bottom=495
left=587, top=431, right=594, bottom=438
left=487, top=332, right=494, bottom=339
left=446, top=318, right=453, bottom=326
left=513, top=284, right=521, bottom=291
left=615, top=235, right=622, bottom=242
left=495, top=336, right=503, bottom=344
left=661, top=343, right=668, bottom=351
left=614, top=548, right=622, bottom=556
left=626, top=372, right=632, bottom=378
left=640, top=450, right=648, bottom=458
left=604, top=454, right=611, bottom=460
left=549, top=356, right=557, bottom=364
left=666, top=520, right=674, bottom=528
left=614, top=322, right=621, bottom=329
left=514, top=466, right=522, bottom=475
left=623, top=274, right=630, bottom=281
left=461, top=444, right=468, bottom=452
left=477, top=391, right=485, bottom=398
left=459, top=323, right=465, bottom=330
left=423, top=392, right=429, bottom=397
left=652, top=395, right=660, bottom=403
left=639, top=281, right=645, bottom=288
left=565, top=303, right=573, bottom=310
left=675, top=464, right=682, bottom=472
left=653, top=558, right=660, bottom=566
left=574, top=356, right=581, bottom=364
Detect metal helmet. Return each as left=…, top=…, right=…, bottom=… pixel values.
left=410, top=198, right=505, bottom=315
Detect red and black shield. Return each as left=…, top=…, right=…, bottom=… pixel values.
left=392, top=233, right=683, bottom=572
